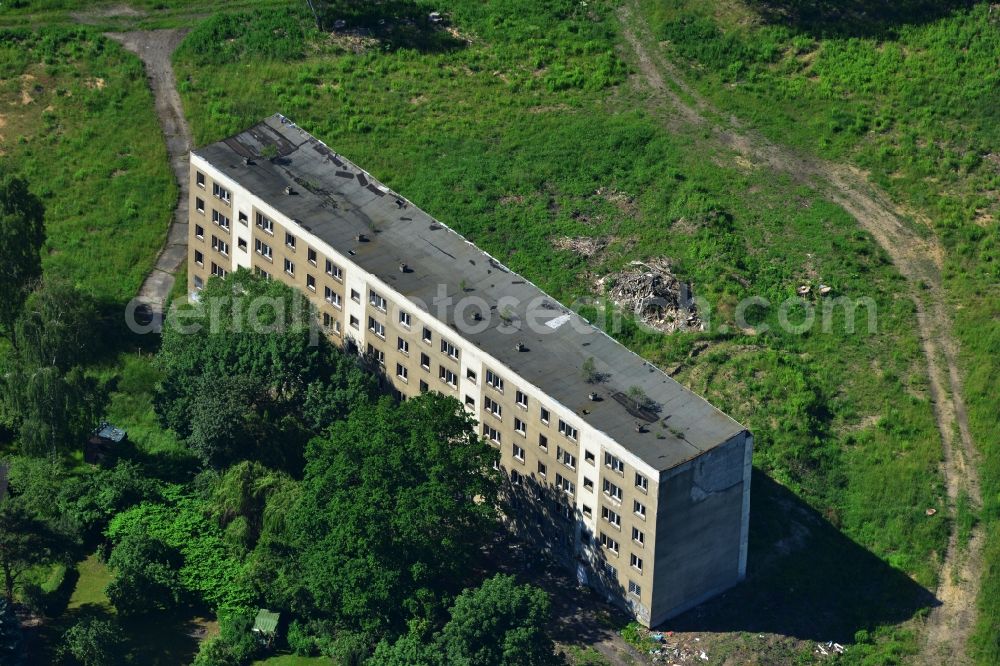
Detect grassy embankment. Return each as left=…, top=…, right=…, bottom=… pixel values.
left=0, top=27, right=175, bottom=305
left=172, top=2, right=946, bottom=660
left=635, top=1, right=999, bottom=661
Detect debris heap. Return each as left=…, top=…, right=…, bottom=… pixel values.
left=598, top=259, right=701, bottom=333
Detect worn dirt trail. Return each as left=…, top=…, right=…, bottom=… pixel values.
left=616, top=3, right=982, bottom=662
left=106, top=29, right=191, bottom=329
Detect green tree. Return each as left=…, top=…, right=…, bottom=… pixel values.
left=3, top=365, right=105, bottom=458
left=375, top=576, right=562, bottom=666
left=60, top=460, right=160, bottom=541
left=191, top=636, right=241, bottom=666
left=372, top=629, right=436, bottom=666
left=156, top=270, right=376, bottom=472
left=626, top=385, right=654, bottom=412
left=0, top=598, right=26, bottom=665
left=210, top=461, right=293, bottom=552
left=186, top=374, right=263, bottom=469
left=5, top=456, right=65, bottom=524
left=437, top=575, right=560, bottom=666
left=190, top=607, right=261, bottom=665
left=0, top=168, right=45, bottom=334
left=61, top=616, right=125, bottom=666
left=105, top=522, right=185, bottom=616
left=0, top=502, right=72, bottom=600
left=107, top=494, right=254, bottom=610
left=280, top=394, right=500, bottom=635
left=13, top=280, right=100, bottom=371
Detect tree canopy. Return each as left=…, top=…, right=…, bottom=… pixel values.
left=2, top=364, right=105, bottom=458
left=13, top=280, right=101, bottom=371
left=0, top=279, right=108, bottom=460
left=155, top=270, right=378, bottom=470
left=0, top=501, right=73, bottom=601
left=106, top=487, right=254, bottom=613
left=375, top=574, right=560, bottom=666
left=0, top=167, right=45, bottom=334
left=60, top=616, right=125, bottom=666
left=258, top=394, right=501, bottom=636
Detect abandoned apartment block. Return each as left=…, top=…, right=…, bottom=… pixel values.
left=187, top=114, right=753, bottom=627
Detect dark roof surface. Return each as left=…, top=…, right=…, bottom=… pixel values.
left=94, top=423, right=126, bottom=443
left=193, top=114, right=747, bottom=471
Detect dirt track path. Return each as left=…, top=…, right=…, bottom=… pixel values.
left=106, top=29, right=191, bottom=329
left=616, top=3, right=982, bottom=662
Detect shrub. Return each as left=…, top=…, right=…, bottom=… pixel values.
left=61, top=617, right=125, bottom=666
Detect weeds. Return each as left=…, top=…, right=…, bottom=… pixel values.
left=639, top=1, right=999, bottom=660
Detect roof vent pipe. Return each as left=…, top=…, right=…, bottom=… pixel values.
left=284, top=185, right=293, bottom=195
left=357, top=233, right=368, bottom=242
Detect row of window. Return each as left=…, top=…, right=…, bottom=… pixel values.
left=195, top=170, right=231, bottom=204
left=598, top=533, right=645, bottom=573
left=502, top=436, right=651, bottom=527
left=367, top=290, right=461, bottom=368
left=254, top=214, right=347, bottom=281
left=204, top=204, right=656, bottom=506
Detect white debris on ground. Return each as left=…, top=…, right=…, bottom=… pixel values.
left=815, top=641, right=845, bottom=657
left=598, top=258, right=701, bottom=333
left=637, top=629, right=709, bottom=663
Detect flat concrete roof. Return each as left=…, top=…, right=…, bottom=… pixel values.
left=193, top=114, right=747, bottom=472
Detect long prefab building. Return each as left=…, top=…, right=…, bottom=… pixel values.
left=186, top=114, right=752, bottom=627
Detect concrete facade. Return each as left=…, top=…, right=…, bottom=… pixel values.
left=186, top=115, right=752, bottom=627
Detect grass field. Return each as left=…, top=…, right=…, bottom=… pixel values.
left=66, top=553, right=113, bottom=611
left=172, top=1, right=946, bottom=659
left=635, top=1, right=1000, bottom=661
left=0, top=27, right=175, bottom=305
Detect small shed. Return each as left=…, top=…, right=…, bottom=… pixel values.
left=252, top=609, right=281, bottom=646
left=84, top=422, right=126, bottom=465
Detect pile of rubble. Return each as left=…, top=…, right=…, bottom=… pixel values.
left=641, top=631, right=710, bottom=663
left=598, top=258, right=701, bottom=333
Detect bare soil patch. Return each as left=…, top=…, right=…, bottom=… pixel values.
left=71, top=3, right=146, bottom=25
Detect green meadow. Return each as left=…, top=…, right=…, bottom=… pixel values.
left=635, top=0, right=999, bottom=660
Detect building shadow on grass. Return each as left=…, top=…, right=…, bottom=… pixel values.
left=95, top=297, right=164, bottom=358
left=660, top=470, right=938, bottom=642
left=747, top=0, right=978, bottom=38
